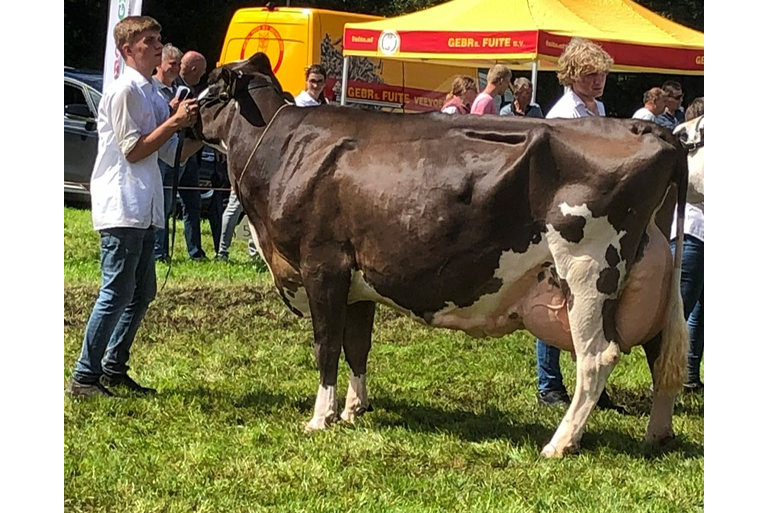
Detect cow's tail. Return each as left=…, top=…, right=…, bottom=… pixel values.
left=654, top=149, right=690, bottom=392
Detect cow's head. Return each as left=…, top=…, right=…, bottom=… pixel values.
left=672, top=115, right=704, bottom=205
left=193, top=52, right=294, bottom=154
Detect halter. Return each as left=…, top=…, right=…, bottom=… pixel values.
left=681, top=115, right=704, bottom=154
left=195, top=75, right=293, bottom=190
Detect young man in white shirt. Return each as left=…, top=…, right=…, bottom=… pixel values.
left=67, top=16, right=200, bottom=398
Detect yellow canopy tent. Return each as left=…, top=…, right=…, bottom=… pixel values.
left=340, top=0, right=703, bottom=104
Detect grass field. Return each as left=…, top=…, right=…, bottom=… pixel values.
left=64, top=206, right=704, bottom=513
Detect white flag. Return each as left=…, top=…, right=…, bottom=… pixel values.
left=102, top=0, right=144, bottom=92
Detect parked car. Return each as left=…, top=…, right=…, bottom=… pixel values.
left=64, top=67, right=222, bottom=214
left=64, top=67, right=102, bottom=206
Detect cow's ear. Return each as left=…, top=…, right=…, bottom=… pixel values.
left=247, top=52, right=273, bottom=75
left=220, top=67, right=247, bottom=99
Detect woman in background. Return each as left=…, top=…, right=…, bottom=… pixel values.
left=440, top=76, right=478, bottom=114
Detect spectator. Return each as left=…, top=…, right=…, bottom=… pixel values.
left=470, top=64, right=511, bottom=115
left=542, top=37, right=625, bottom=413
left=500, top=77, right=543, bottom=118
left=295, top=64, right=329, bottom=107
left=631, top=87, right=666, bottom=121
left=655, top=80, right=685, bottom=129
left=152, top=43, right=183, bottom=263
left=674, top=96, right=705, bottom=392
left=66, top=16, right=200, bottom=397
left=215, top=187, right=260, bottom=262
left=176, top=50, right=213, bottom=261
left=440, top=76, right=477, bottom=114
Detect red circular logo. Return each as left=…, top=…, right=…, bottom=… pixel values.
left=240, top=24, right=284, bottom=73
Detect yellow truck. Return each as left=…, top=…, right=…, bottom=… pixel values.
left=218, top=5, right=478, bottom=112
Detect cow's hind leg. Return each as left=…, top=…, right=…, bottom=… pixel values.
left=540, top=217, right=625, bottom=458
left=302, top=262, right=351, bottom=432
left=642, top=334, right=676, bottom=446
left=340, top=301, right=376, bottom=423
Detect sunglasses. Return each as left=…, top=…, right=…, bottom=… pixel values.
left=668, top=93, right=683, bottom=100
left=308, top=78, right=325, bottom=85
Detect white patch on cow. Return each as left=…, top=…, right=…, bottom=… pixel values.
left=305, top=384, right=337, bottom=432
left=341, top=373, right=368, bottom=423
left=348, top=270, right=425, bottom=322
left=429, top=238, right=550, bottom=335
left=555, top=202, right=628, bottom=280
left=196, top=87, right=210, bottom=102
left=282, top=285, right=310, bottom=316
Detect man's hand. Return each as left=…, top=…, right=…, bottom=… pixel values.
left=173, top=99, right=199, bottom=128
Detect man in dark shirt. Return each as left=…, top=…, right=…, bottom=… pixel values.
left=655, top=80, right=685, bottom=129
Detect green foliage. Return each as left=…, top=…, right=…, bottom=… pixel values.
left=64, top=206, right=704, bottom=512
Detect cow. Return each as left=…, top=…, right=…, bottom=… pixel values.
left=192, top=52, right=690, bottom=458
left=673, top=115, right=704, bottom=206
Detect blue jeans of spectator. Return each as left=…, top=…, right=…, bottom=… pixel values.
left=536, top=339, right=565, bottom=393
left=206, top=189, right=224, bottom=251
left=178, top=156, right=206, bottom=259
left=72, top=227, right=157, bottom=384
left=153, top=160, right=176, bottom=260
left=671, top=235, right=704, bottom=384
left=218, top=190, right=258, bottom=258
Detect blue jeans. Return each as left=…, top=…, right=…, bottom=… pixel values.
left=218, top=190, right=258, bottom=258
left=178, top=156, right=205, bottom=259
left=536, top=339, right=565, bottom=393
left=672, top=235, right=704, bottom=384
left=206, top=189, right=224, bottom=251
left=153, top=160, right=176, bottom=260
left=72, top=228, right=157, bottom=384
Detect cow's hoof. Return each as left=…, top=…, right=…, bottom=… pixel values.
left=304, top=413, right=337, bottom=432
left=340, top=404, right=370, bottom=423
left=540, top=442, right=580, bottom=458
left=645, top=431, right=676, bottom=447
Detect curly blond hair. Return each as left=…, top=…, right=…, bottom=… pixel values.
left=113, top=16, right=161, bottom=57
left=556, top=38, right=614, bottom=86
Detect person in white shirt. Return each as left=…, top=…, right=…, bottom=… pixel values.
left=546, top=38, right=613, bottom=120
left=539, top=37, right=625, bottom=413
left=294, top=64, right=328, bottom=107
left=671, top=97, right=705, bottom=392
left=68, top=16, right=201, bottom=398
left=632, top=87, right=666, bottom=122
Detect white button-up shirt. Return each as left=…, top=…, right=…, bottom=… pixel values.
left=90, top=66, right=179, bottom=231
left=546, top=88, right=605, bottom=119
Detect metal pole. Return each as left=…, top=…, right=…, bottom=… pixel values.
left=341, top=56, right=350, bottom=106
left=530, top=61, right=539, bottom=104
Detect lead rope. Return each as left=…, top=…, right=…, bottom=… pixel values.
left=160, top=128, right=185, bottom=292
left=235, top=101, right=292, bottom=192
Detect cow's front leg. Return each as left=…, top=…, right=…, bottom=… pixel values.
left=302, top=260, right=351, bottom=432
left=341, top=301, right=375, bottom=423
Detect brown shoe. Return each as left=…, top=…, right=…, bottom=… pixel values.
left=66, top=378, right=114, bottom=398
left=101, top=373, right=156, bottom=395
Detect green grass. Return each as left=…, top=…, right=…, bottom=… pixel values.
left=64, top=206, right=704, bottom=513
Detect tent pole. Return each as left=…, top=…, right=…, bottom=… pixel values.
left=341, top=56, right=350, bottom=106
left=530, top=61, right=539, bottom=104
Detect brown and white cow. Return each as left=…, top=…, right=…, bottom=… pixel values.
left=673, top=115, right=704, bottom=206
left=193, top=53, right=690, bottom=458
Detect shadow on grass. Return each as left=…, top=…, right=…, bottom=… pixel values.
left=172, top=384, right=703, bottom=460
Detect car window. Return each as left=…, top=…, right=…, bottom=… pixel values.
left=65, top=83, right=88, bottom=111
left=88, top=89, right=101, bottom=111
